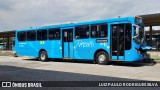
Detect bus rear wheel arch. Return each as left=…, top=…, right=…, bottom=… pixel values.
left=39, top=50, right=48, bottom=62
left=95, top=50, right=109, bottom=65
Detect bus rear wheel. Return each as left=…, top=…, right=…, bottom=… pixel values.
left=95, top=51, right=109, bottom=65
left=39, top=51, right=48, bottom=62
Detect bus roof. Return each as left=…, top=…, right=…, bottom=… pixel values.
left=17, top=16, right=134, bottom=31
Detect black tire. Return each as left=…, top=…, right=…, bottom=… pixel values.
left=14, top=53, right=18, bottom=57
left=39, top=51, right=48, bottom=62
left=95, top=51, right=109, bottom=65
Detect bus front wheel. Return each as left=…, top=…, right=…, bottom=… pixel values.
left=95, top=51, right=109, bottom=65
left=39, top=51, right=48, bottom=62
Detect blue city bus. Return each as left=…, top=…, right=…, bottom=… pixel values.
left=12, top=16, right=151, bottom=65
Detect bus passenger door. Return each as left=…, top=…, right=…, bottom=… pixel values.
left=111, top=24, right=125, bottom=60
left=62, top=28, right=73, bottom=59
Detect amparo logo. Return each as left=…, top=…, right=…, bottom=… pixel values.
left=75, top=40, right=94, bottom=48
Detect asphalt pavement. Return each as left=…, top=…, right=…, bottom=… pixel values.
left=0, top=56, right=160, bottom=90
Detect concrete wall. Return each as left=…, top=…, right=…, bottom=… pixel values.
left=0, top=50, right=15, bottom=56
left=148, top=51, right=160, bottom=60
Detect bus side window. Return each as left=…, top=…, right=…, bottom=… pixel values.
left=63, top=31, right=68, bottom=42
left=49, top=28, right=60, bottom=40
left=112, top=26, right=117, bottom=38
left=37, top=29, right=47, bottom=40
left=75, top=25, right=89, bottom=39
left=27, top=30, right=36, bottom=41
left=91, top=23, right=108, bottom=38
left=18, top=31, right=26, bottom=41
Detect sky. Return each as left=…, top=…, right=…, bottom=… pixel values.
left=0, top=0, right=160, bottom=31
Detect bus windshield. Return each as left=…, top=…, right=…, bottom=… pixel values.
left=133, top=24, right=145, bottom=44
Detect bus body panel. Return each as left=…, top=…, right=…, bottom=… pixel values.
left=13, top=16, right=147, bottom=62
left=49, top=40, right=62, bottom=58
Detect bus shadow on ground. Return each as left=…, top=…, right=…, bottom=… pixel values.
left=0, top=65, right=138, bottom=81
left=22, top=58, right=94, bottom=64
left=22, top=58, right=157, bottom=67
left=111, top=59, right=157, bottom=67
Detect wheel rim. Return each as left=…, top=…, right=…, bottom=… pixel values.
left=98, top=54, right=106, bottom=63
left=41, top=53, right=46, bottom=60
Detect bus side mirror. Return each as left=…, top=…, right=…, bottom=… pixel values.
left=132, top=24, right=139, bottom=39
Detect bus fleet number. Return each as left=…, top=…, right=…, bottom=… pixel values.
left=40, top=41, right=45, bottom=44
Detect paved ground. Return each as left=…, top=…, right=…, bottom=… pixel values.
left=0, top=56, right=160, bottom=90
